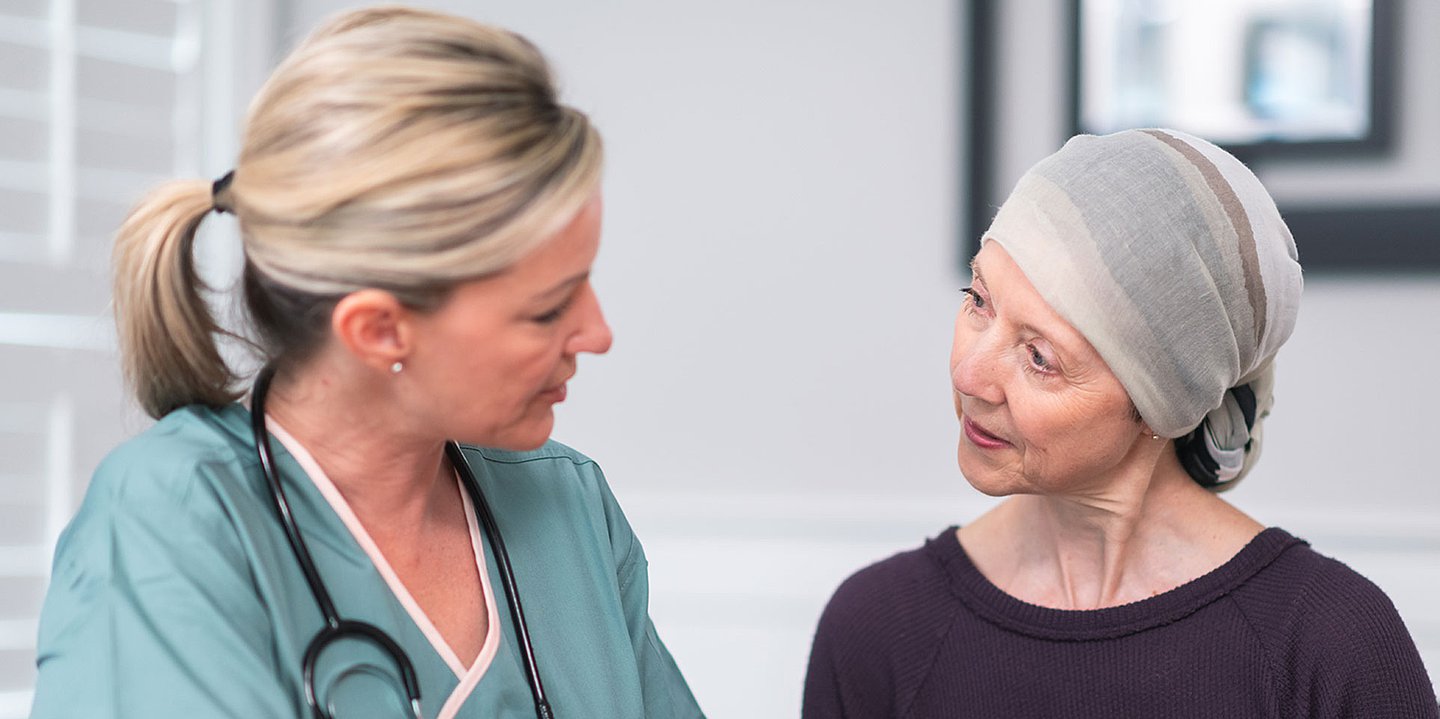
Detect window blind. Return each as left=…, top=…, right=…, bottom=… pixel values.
left=0, top=1, right=220, bottom=714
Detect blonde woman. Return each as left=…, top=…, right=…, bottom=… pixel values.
left=32, top=7, right=704, bottom=719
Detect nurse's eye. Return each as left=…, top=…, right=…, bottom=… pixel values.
left=532, top=296, right=575, bottom=324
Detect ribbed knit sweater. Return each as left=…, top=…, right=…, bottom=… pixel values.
left=803, top=527, right=1437, bottom=718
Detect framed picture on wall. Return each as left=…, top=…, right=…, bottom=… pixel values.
left=1072, top=0, right=1392, bottom=156
left=962, top=0, right=1440, bottom=271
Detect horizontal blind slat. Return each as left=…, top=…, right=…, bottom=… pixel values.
left=0, top=620, right=37, bottom=651
left=0, top=312, right=113, bottom=351
left=75, top=97, right=171, bottom=134
left=0, top=90, right=46, bottom=122
left=0, top=88, right=177, bottom=137
left=0, top=15, right=188, bottom=72
left=0, top=690, right=31, bottom=719
left=0, top=233, right=47, bottom=264
left=0, top=159, right=171, bottom=201
left=0, top=546, right=46, bottom=577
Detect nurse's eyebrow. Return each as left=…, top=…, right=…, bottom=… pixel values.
left=534, top=270, right=589, bottom=301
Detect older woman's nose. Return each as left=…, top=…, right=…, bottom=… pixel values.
left=951, top=336, right=1005, bottom=406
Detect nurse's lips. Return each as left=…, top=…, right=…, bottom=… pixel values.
left=962, top=416, right=1012, bottom=449
left=539, top=377, right=571, bottom=403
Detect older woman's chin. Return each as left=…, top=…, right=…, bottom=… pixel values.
left=962, top=477, right=1016, bottom=498
left=957, top=444, right=1022, bottom=497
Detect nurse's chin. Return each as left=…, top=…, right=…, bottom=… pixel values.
left=457, top=413, right=556, bottom=452
left=491, top=431, right=554, bottom=453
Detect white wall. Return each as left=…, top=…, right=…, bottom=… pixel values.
left=293, top=1, right=1440, bottom=715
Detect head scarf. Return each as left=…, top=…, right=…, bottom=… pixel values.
left=982, top=128, right=1302, bottom=490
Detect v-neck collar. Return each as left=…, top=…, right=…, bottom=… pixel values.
left=266, top=417, right=501, bottom=718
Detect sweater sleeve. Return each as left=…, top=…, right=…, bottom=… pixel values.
left=1295, top=566, right=1437, bottom=718
left=1253, top=553, right=1438, bottom=718
left=803, top=546, right=958, bottom=719
left=803, top=566, right=899, bottom=719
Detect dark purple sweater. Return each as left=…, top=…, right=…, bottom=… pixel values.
left=803, top=527, right=1437, bottom=718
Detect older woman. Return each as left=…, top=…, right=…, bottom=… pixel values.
left=32, top=8, right=703, bottom=719
left=803, top=129, right=1436, bottom=717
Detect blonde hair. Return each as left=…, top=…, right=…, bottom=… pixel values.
left=113, top=6, right=604, bottom=418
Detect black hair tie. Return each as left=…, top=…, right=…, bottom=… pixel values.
left=211, top=170, right=235, bottom=214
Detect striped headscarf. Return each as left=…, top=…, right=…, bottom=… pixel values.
left=983, top=129, right=1303, bottom=490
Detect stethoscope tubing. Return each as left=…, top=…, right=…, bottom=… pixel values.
left=250, top=365, right=551, bottom=718
left=252, top=365, right=425, bottom=718
left=445, top=442, right=554, bottom=719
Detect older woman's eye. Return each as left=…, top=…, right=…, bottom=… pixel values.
left=961, top=287, right=986, bottom=309
left=1026, top=344, right=1053, bottom=372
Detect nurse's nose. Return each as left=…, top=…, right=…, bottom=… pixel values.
left=568, top=282, right=612, bottom=356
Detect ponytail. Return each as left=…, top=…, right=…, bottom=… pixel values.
left=112, top=179, right=240, bottom=418
left=107, top=7, right=606, bottom=420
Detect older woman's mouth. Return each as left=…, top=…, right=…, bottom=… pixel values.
left=962, top=416, right=1012, bottom=449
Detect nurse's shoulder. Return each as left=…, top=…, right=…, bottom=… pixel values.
left=460, top=439, right=614, bottom=506
left=54, top=403, right=262, bottom=564
left=466, top=438, right=599, bottom=478
left=36, top=402, right=300, bottom=719
left=463, top=439, right=641, bottom=563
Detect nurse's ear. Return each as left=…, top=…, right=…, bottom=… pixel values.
left=330, top=289, right=414, bottom=375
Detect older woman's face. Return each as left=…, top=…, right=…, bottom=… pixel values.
left=403, top=195, right=612, bottom=450
left=950, top=242, right=1147, bottom=496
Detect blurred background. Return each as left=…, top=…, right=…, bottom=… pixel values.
left=0, top=1, right=1435, bottom=716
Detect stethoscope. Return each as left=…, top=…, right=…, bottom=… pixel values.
left=250, top=365, right=555, bottom=719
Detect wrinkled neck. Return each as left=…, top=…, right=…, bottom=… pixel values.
left=962, top=446, right=1262, bottom=610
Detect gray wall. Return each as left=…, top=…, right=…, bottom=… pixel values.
left=285, top=0, right=1440, bottom=714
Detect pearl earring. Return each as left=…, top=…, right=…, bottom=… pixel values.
left=390, top=361, right=403, bottom=374
left=1151, top=434, right=1160, bottom=440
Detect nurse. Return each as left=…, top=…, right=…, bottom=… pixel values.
left=32, top=7, right=704, bottom=719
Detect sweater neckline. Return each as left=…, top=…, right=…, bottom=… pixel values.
left=926, top=526, right=1305, bottom=640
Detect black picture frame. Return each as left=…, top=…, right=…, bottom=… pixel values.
left=963, top=0, right=1440, bottom=273
left=959, top=0, right=997, bottom=273
left=1069, top=0, right=1396, bottom=158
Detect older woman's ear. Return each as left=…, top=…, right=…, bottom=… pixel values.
left=330, top=289, right=412, bottom=374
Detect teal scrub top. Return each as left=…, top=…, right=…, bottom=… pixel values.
left=31, top=403, right=705, bottom=719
